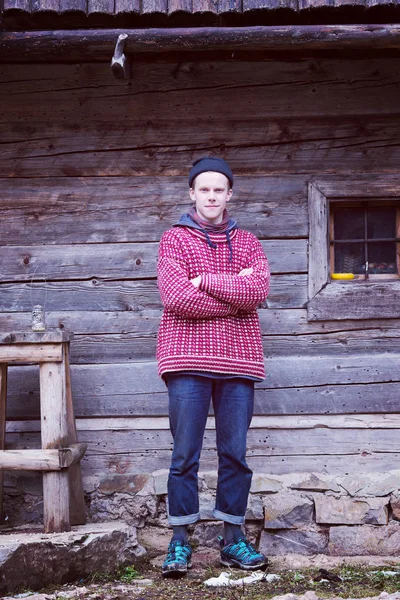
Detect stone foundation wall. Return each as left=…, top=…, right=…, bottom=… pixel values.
left=4, top=470, right=400, bottom=556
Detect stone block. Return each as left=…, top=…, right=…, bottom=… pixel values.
left=246, top=494, right=264, bottom=520
left=290, top=474, right=340, bottom=493
left=264, top=493, right=314, bottom=529
left=152, top=469, right=169, bottom=496
left=362, top=474, right=400, bottom=497
left=202, top=471, right=218, bottom=490
left=390, top=494, right=400, bottom=520
left=251, top=475, right=282, bottom=493
left=88, top=491, right=158, bottom=527
left=98, top=473, right=150, bottom=496
left=329, top=522, right=400, bottom=556
left=338, top=475, right=371, bottom=496
left=0, top=522, right=146, bottom=595
left=338, top=472, right=400, bottom=497
left=315, top=496, right=388, bottom=525
left=138, top=525, right=172, bottom=553
left=199, top=493, right=216, bottom=520
left=191, top=522, right=223, bottom=548
left=259, top=529, right=328, bottom=556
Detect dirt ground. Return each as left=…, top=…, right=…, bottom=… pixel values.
left=7, top=552, right=400, bottom=600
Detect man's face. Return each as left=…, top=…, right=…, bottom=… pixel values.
left=189, top=171, right=232, bottom=224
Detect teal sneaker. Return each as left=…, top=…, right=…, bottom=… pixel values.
left=219, top=536, right=268, bottom=570
left=162, top=536, right=192, bottom=578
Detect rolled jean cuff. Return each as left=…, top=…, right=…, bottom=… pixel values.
left=213, top=508, right=245, bottom=525
left=168, top=512, right=200, bottom=526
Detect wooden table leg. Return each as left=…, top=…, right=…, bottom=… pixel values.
left=64, top=343, right=86, bottom=525
left=40, top=359, right=70, bottom=533
left=0, top=364, right=7, bottom=521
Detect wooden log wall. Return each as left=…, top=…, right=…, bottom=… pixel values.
left=1, top=56, right=400, bottom=498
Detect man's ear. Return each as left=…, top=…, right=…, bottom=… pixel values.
left=226, top=188, right=233, bottom=202
left=189, top=187, right=195, bottom=201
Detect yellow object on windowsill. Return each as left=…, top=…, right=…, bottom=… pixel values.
left=331, top=273, right=355, bottom=280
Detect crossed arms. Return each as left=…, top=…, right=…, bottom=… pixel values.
left=157, top=232, right=270, bottom=319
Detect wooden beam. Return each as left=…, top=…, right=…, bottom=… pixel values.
left=0, top=445, right=86, bottom=470
left=1, top=25, right=400, bottom=63
left=0, top=449, right=60, bottom=470
left=40, top=358, right=70, bottom=533
left=0, top=332, right=72, bottom=344
left=0, top=365, right=7, bottom=519
left=59, top=442, right=87, bottom=468
left=0, top=344, right=63, bottom=363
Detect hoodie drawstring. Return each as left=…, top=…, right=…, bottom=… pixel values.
left=226, top=231, right=233, bottom=262
left=202, top=229, right=233, bottom=262
left=204, top=230, right=217, bottom=251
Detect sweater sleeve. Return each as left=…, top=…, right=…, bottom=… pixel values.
left=157, top=231, right=236, bottom=319
left=200, top=237, right=270, bottom=311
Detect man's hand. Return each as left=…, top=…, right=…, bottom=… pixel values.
left=190, top=275, right=202, bottom=288
left=238, top=268, right=253, bottom=277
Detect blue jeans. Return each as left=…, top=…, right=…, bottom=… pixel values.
left=166, top=373, right=254, bottom=526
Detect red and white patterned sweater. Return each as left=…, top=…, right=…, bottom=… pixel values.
left=156, top=225, right=270, bottom=380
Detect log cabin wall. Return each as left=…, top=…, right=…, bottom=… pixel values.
left=1, top=56, right=400, bottom=554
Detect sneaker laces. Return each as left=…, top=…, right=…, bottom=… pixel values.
left=165, top=541, right=191, bottom=565
left=228, top=538, right=261, bottom=561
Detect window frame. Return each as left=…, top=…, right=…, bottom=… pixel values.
left=307, top=176, right=400, bottom=321
left=329, top=200, right=400, bottom=281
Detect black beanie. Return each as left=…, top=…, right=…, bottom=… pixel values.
left=189, top=157, right=233, bottom=188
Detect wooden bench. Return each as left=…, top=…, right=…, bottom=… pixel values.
left=0, top=331, right=86, bottom=533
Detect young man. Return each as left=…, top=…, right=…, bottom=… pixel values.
left=156, top=157, right=270, bottom=578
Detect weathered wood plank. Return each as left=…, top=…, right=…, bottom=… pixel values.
left=312, top=288, right=400, bottom=323
left=6, top=427, right=400, bottom=456
left=8, top=413, right=400, bottom=433
left=1, top=114, right=400, bottom=176
left=311, top=174, right=400, bottom=198
left=0, top=275, right=307, bottom=312
left=262, top=330, right=400, bottom=357
left=81, top=451, right=400, bottom=478
left=308, top=281, right=400, bottom=321
left=0, top=239, right=307, bottom=281
left=0, top=176, right=307, bottom=242
left=2, top=309, right=400, bottom=337
left=5, top=327, right=396, bottom=365
left=6, top=378, right=400, bottom=418
left=6, top=451, right=400, bottom=483
left=5, top=360, right=400, bottom=419
left=65, top=328, right=400, bottom=363
left=2, top=27, right=400, bottom=63
left=0, top=60, right=399, bottom=121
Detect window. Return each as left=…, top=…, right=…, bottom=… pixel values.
left=330, top=202, right=400, bottom=280
left=308, top=177, right=400, bottom=321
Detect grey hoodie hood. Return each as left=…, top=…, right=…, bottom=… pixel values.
left=174, top=212, right=238, bottom=261
left=174, top=212, right=238, bottom=233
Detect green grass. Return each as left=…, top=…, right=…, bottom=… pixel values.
left=118, top=564, right=141, bottom=583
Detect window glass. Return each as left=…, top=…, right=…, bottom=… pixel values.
left=367, top=206, right=396, bottom=238
left=368, top=241, right=397, bottom=274
left=334, top=242, right=365, bottom=274
left=334, top=207, right=364, bottom=240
